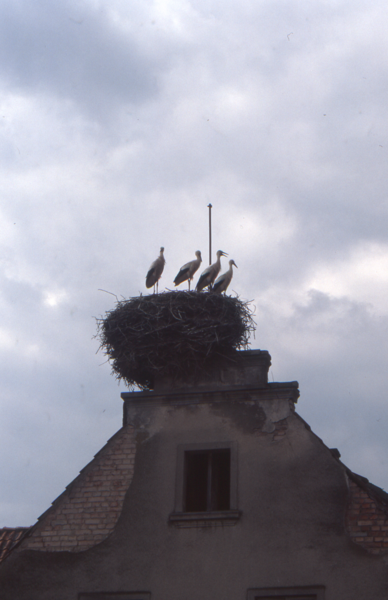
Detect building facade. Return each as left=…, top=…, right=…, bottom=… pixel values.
left=0, top=350, right=388, bottom=599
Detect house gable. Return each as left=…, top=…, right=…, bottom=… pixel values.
left=1, top=349, right=388, bottom=600
left=19, top=425, right=137, bottom=553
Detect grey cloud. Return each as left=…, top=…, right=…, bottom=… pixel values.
left=256, top=289, right=388, bottom=487
left=2, top=0, right=388, bottom=526
left=0, top=1, right=163, bottom=117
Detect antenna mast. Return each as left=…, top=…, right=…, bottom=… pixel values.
left=207, top=203, right=212, bottom=266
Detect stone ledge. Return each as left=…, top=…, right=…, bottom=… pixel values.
left=169, top=510, right=241, bottom=528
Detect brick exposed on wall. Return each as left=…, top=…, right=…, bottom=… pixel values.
left=346, top=477, right=388, bottom=555
left=272, top=418, right=288, bottom=442
left=0, top=528, right=30, bottom=564
left=20, top=425, right=136, bottom=553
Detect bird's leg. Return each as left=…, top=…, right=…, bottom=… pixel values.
left=156, top=280, right=159, bottom=294
left=188, top=280, right=191, bottom=291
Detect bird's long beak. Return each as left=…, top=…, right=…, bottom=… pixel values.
left=220, top=251, right=228, bottom=256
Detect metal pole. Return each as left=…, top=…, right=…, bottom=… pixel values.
left=207, top=452, right=213, bottom=511
left=207, top=203, right=212, bottom=266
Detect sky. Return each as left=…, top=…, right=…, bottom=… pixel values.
left=1, top=0, right=388, bottom=526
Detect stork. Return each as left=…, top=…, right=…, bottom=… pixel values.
left=196, top=250, right=228, bottom=292
left=212, top=259, right=238, bottom=294
left=174, top=251, right=202, bottom=291
left=146, top=247, right=165, bottom=293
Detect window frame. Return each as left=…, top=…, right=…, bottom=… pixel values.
left=184, top=447, right=231, bottom=512
left=246, top=586, right=325, bottom=600
left=169, top=441, right=240, bottom=527
left=79, top=594, right=151, bottom=600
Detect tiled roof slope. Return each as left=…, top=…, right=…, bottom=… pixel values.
left=17, top=424, right=136, bottom=553
left=0, top=528, right=30, bottom=564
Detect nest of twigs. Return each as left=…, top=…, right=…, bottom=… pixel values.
left=96, top=291, right=255, bottom=390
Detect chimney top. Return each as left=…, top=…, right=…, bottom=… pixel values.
left=152, top=349, right=271, bottom=392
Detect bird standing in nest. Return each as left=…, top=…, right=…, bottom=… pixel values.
left=212, top=259, right=237, bottom=294
left=174, top=250, right=202, bottom=290
left=196, top=250, right=228, bottom=292
left=146, top=247, right=165, bottom=293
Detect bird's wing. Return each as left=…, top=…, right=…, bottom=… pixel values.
left=210, top=263, right=222, bottom=284
left=174, top=269, right=189, bottom=285
left=146, top=257, right=160, bottom=286
left=212, top=274, right=225, bottom=293
left=174, top=264, right=190, bottom=285
left=196, top=267, right=212, bottom=291
left=146, top=267, right=156, bottom=288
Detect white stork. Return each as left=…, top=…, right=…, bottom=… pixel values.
left=174, top=250, right=202, bottom=290
left=146, top=247, right=165, bottom=293
left=196, top=250, right=228, bottom=292
left=212, top=259, right=238, bottom=294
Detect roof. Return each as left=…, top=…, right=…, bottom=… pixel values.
left=326, top=447, right=388, bottom=511
left=0, top=527, right=30, bottom=564
left=1, top=412, right=388, bottom=563
left=346, top=468, right=388, bottom=511
left=8, top=425, right=137, bottom=554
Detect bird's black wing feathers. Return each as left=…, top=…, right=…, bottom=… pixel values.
left=174, top=266, right=190, bottom=285
left=146, top=267, right=155, bottom=288
left=212, top=276, right=224, bottom=292
left=196, top=272, right=209, bottom=291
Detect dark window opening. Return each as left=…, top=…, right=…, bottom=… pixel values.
left=184, top=449, right=230, bottom=512
left=79, top=594, right=150, bottom=600
left=248, top=588, right=324, bottom=600
left=257, top=597, right=316, bottom=600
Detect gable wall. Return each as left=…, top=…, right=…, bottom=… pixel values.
left=1, top=386, right=388, bottom=600
left=346, top=478, right=388, bottom=554
left=21, top=425, right=136, bottom=552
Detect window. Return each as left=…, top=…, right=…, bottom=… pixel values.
left=256, top=596, right=315, bottom=600
left=247, top=587, right=325, bottom=600
left=79, top=594, right=150, bottom=600
left=184, top=448, right=230, bottom=512
left=169, top=442, right=240, bottom=527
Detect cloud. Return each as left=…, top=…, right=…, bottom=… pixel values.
left=307, top=242, right=388, bottom=313
left=254, top=287, right=388, bottom=486
left=2, top=0, right=388, bottom=525
left=0, top=1, right=163, bottom=119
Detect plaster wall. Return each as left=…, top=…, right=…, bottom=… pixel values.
left=1, top=388, right=388, bottom=599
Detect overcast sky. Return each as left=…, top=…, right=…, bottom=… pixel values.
left=1, top=0, right=388, bottom=526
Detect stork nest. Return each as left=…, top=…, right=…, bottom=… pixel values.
left=96, top=291, right=255, bottom=390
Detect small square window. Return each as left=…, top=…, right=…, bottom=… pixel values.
left=247, top=587, right=325, bottom=600
left=79, top=594, right=150, bottom=600
left=184, top=448, right=230, bottom=512
left=170, top=442, right=240, bottom=527
left=257, top=596, right=315, bottom=600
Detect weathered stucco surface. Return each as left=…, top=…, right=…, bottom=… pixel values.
left=1, top=351, right=387, bottom=600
